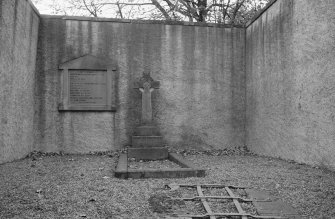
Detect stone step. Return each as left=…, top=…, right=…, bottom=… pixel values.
left=128, top=147, right=168, bottom=160
left=132, top=136, right=163, bottom=147
left=134, top=125, right=161, bottom=136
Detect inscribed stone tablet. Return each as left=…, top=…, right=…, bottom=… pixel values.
left=69, top=70, right=107, bottom=105
left=58, top=54, right=116, bottom=111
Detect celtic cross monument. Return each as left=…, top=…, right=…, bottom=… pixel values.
left=129, top=72, right=168, bottom=160
left=133, top=72, right=160, bottom=125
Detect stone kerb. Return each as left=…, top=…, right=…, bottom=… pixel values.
left=40, top=14, right=244, bottom=28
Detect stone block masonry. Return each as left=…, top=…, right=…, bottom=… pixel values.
left=34, top=16, right=246, bottom=153
left=0, top=0, right=40, bottom=163
left=246, top=0, right=335, bottom=170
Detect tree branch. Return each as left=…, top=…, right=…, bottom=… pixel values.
left=151, top=0, right=171, bottom=20
left=82, top=0, right=98, bottom=17
left=116, top=1, right=123, bottom=19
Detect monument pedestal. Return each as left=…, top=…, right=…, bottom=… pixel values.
left=130, top=124, right=168, bottom=160
left=128, top=147, right=168, bottom=160
left=132, top=125, right=163, bottom=147
left=132, top=136, right=163, bottom=147
left=134, top=125, right=161, bottom=136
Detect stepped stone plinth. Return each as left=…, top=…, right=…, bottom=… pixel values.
left=132, top=136, right=163, bottom=148
left=132, top=125, right=164, bottom=148
left=133, top=125, right=161, bottom=136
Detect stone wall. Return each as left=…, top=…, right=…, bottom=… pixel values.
left=0, top=0, right=40, bottom=163
left=246, top=0, right=335, bottom=170
left=35, top=17, right=246, bottom=153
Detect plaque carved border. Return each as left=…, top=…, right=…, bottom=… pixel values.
left=58, top=54, right=117, bottom=112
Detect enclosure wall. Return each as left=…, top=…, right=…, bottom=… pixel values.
left=35, top=17, right=246, bottom=153
left=0, top=0, right=40, bottom=163
left=246, top=0, right=335, bottom=170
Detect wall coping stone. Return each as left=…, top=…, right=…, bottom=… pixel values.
left=27, top=0, right=41, bottom=17
left=245, top=0, right=278, bottom=28
left=40, top=15, right=244, bottom=28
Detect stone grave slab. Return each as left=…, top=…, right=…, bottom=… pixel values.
left=246, top=189, right=301, bottom=218
left=115, top=153, right=205, bottom=179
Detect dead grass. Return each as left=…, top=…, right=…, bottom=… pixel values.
left=0, top=152, right=334, bottom=218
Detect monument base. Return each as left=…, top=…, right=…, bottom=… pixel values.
left=134, top=125, right=161, bottom=136
left=128, top=147, right=168, bottom=160
left=132, top=136, right=163, bottom=147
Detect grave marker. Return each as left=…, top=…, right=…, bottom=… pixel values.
left=129, top=72, right=167, bottom=160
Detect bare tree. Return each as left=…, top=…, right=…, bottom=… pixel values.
left=32, top=0, right=270, bottom=24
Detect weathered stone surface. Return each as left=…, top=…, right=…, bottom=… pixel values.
left=253, top=200, right=301, bottom=218
left=134, top=72, right=160, bottom=125
left=132, top=136, right=163, bottom=148
left=128, top=147, right=168, bottom=160
left=35, top=18, right=246, bottom=153
left=246, top=0, right=335, bottom=170
left=134, top=125, right=161, bottom=136
left=246, top=189, right=300, bottom=218
left=115, top=153, right=128, bottom=179
left=0, top=0, right=40, bottom=163
left=58, top=55, right=117, bottom=111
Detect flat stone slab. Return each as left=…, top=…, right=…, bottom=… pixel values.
left=132, top=136, right=163, bottom=147
left=246, top=189, right=301, bottom=218
left=128, top=147, right=168, bottom=160
left=253, top=200, right=301, bottom=218
left=114, top=152, right=205, bottom=179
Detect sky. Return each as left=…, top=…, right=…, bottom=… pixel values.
left=31, top=0, right=269, bottom=21
left=32, top=0, right=70, bottom=14
left=32, top=0, right=158, bottom=18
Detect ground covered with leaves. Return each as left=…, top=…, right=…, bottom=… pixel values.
left=0, top=150, right=334, bottom=218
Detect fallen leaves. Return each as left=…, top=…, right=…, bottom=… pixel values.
left=0, top=153, right=334, bottom=218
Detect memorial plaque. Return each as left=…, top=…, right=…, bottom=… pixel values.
left=69, top=70, right=107, bottom=105
left=58, top=54, right=116, bottom=111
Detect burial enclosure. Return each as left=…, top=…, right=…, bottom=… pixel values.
left=1, top=0, right=335, bottom=171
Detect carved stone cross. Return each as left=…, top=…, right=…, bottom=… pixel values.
left=134, top=72, right=160, bottom=125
